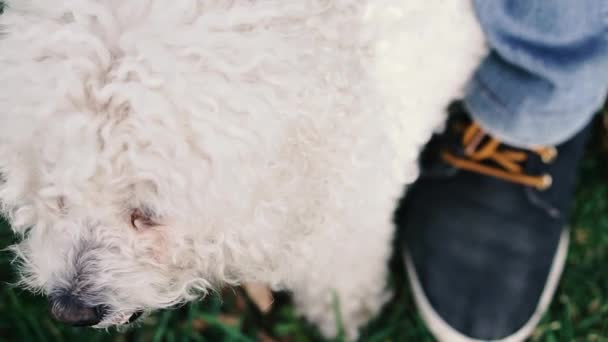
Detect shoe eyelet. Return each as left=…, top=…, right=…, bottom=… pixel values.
left=537, top=174, right=553, bottom=191
left=540, top=147, right=558, bottom=164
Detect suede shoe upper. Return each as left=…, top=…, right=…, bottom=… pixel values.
left=397, top=103, right=592, bottom=341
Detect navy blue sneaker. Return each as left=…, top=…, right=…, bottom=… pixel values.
left=397, top=103, right=593, bottom=341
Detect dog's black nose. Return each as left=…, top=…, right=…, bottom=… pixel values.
left=49, top=294, right=106, bottom=327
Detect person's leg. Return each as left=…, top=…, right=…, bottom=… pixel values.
left=466, top=0, right=608, bottom=147
left=401, top=1, right=608, bottom=341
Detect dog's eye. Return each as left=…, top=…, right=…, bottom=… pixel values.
left=130, top=209, right=157, bottom=231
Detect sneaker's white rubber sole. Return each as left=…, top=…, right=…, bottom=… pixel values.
left=404, top=228, right=570, bottom=342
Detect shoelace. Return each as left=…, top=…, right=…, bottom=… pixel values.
left=441, top=122, right=557, bottom=190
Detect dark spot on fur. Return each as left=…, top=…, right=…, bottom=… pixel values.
left=57, top=196, right=67, bottom=215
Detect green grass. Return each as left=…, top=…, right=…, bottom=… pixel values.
left=2, top=116, right=608, bottom=342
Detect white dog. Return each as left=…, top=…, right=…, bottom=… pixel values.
left=0, top=0, right=486, bottom=339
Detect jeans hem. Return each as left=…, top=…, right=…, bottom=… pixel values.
left=464, top=77, right=601, bottom=147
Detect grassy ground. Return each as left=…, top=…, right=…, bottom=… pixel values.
left=1, top=114, right=607, bottom=342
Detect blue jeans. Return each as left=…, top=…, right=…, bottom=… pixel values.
left=466, top=0, right=608, bottom=147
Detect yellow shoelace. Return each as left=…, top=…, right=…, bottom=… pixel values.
left=441, top=122, right=557, bottom=190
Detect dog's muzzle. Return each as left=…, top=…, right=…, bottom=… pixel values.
left=48, top=294, right=107, bottom=327
left=49, top=293, right=145, bottom=327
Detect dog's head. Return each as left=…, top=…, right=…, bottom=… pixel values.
left=0, top=95, right=232, bottom=327
left=1, top=117, right=230, bottom=328
left=0, top=0, right=311, bottom=328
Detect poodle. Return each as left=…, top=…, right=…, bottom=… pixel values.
left=0, top=0, right=486, bottom=339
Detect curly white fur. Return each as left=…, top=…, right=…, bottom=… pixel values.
left=0, top=0, right=486, bottom=339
